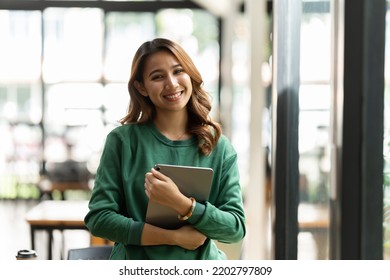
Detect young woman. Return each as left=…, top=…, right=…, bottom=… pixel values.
left=84, top=38, right=246, bottom=260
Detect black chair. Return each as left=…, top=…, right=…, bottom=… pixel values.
left=67, top=245, right=113, bottom=260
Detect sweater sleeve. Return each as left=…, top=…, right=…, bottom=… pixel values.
left=84, top=130, right=144, bottom=246
left=189, top=154, right=246, bottom=243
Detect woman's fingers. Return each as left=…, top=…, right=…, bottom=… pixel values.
left=151, top=167, right=168, bottom=181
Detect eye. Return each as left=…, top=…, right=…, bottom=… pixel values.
left=174, top=68, right=184, bottom=75
left=151, top=74, right=164, bottom=80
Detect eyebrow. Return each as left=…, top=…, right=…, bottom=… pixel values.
left=148, top=63, right=182, bottom=78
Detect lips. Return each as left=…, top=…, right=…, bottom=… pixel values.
left=164, top=91, right=183, bottom=100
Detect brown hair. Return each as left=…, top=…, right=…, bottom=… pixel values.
left=119, top=38, right=221, bottom=156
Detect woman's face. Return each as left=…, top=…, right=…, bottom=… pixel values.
left=136, top=50, right=193, bottom=117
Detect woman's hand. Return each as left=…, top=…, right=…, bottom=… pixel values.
left=144, top=168, right=192, bottom=215
left=144, top=168, right=179, bottom=203
left=172, top=225, right=207, bottom=250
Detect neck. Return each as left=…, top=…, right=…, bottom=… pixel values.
left=153, top=111, right=190, bottom=140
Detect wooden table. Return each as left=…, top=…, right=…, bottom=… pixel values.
left=299, top=203, right=329, bottom=229
left=298, top=203, right=329, bottom=259
left=25, top=200, right=89, bottom=260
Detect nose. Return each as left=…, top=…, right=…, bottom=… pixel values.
left=165, top=74, right=178, bottom=90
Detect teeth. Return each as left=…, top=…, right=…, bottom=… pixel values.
left=165, top=92, right=181, bottom=99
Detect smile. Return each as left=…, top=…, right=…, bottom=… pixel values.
left=164, top=91, right=183, bottom=100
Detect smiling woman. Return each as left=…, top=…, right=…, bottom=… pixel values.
left=122, top=38, right=222, bottom=155
left=134, top=50, right=193, bottom=120
left=84, top=38, right=246, bottom=260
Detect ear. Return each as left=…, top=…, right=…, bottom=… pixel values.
left=134, top=81, right=148, bottom=97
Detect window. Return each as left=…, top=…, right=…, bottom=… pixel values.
left=0, top=2, right=220, bottom=199
left=298, top=1, right=331, bottom=260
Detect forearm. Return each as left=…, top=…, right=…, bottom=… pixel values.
left=141, top=224, right=206, bottom=250
left=192, top=201, right=246, bottom=243
left=141, top=223, right=175, bottom=246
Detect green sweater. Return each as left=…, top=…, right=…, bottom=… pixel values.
left=84, top=121, right=246, bottom=260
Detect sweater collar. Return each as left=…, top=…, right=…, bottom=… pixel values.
left=145, top=121, right=197, bottom=146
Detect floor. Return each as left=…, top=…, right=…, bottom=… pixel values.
left=0, top=199, right=90, bottom=260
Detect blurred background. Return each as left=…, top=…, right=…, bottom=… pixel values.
left=0, top=0, right=389, bottom=260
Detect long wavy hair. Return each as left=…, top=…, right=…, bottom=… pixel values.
left=119, top=38, right=221, bottom=156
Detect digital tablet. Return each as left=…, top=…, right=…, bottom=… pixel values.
left=145, top=164, right=213, bottom=229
